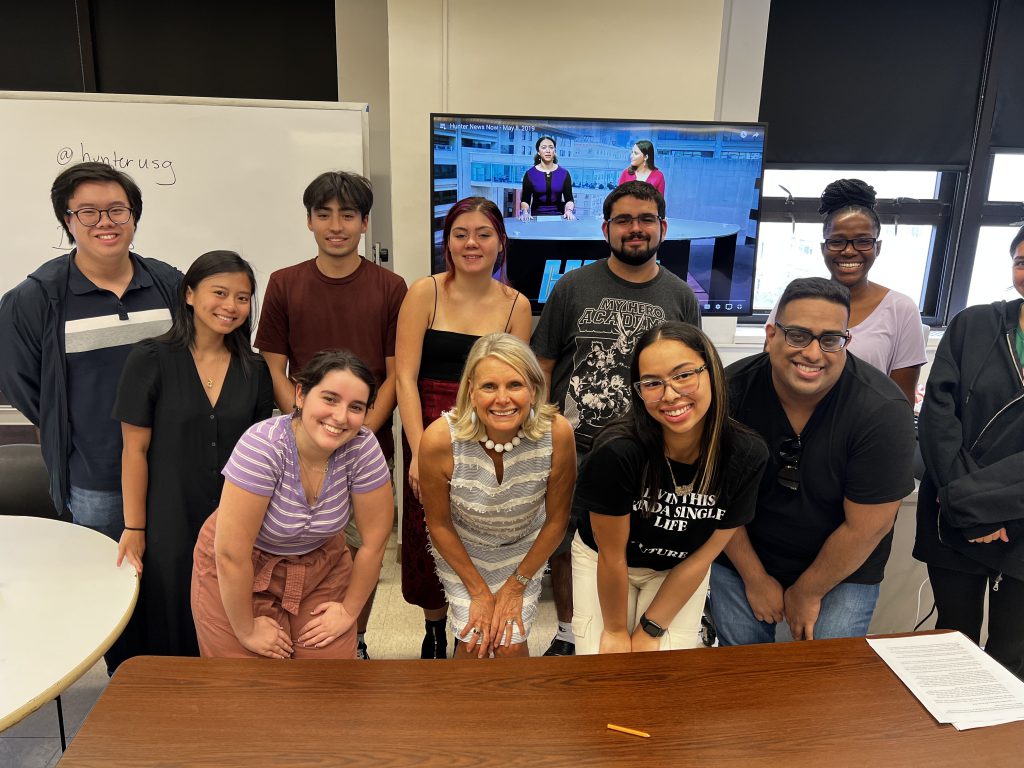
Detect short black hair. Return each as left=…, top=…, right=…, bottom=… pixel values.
left=819, top=178, right=880, bottom=236
left=1009, top=224, right=1024, bottom=257
left=777, top=277, right=851, bottom=321
left=51, top=162, right=143, bottom=244
left=603, top=180, right=666, bottom=219
left=302, top=171, right=373, bottom=217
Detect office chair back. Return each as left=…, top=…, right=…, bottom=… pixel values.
left=0, top=443, right=60, bottom=518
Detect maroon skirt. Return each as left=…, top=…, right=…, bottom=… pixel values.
left=401, top=377, right=460, bottom=610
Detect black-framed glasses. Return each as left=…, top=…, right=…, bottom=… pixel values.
left=777, top=436, right=802, bottom=491
left=823, top=237, right=878, bottom=253
left=633, top=363, right=708, bottom=403
left=65, top=206, right=134, bottom=226
left=774, top=322, right=850, bottom=353
left=607, top=213, right=663, bottom=228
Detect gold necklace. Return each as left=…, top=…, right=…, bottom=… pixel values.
left=298, top=455, right=329, bottom=503
left=192, top=350, right=228, bottom=390
left=664, top=455, right=695, bottom=496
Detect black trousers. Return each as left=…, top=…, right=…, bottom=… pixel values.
left=928, top=564, right=1024, bottom=678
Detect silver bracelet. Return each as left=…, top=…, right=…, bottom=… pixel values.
left=512, top=570, right=530, bottom=586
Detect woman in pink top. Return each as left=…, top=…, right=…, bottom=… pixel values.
left=767, top=179, right=927, bottom=403
left=191, top=350, right=393, bottom=659
left=618, top=140, right=666, bottom=196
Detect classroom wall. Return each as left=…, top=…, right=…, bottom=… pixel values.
left=385, top=0, right=727, bottom=286
left=336, top=0, right=394, bottom=264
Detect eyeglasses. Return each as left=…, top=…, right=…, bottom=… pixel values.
left=65, top=206, right=134, bottom=226
left=774, top=322, right=850, bottom=353
left=777, top=436, right=802, bottom=491
left=823, top=237, right=878, bottom=253
left=607, top=214, right=663, bottom=228
left=633, top=364, right=708, bottom=403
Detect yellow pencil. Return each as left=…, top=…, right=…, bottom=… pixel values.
left=607, top=723, right=651, bottom=738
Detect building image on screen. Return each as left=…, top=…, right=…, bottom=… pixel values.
left=430, top=114, right=766, bottom=316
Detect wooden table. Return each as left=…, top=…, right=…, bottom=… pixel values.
left=59, top=633, right=1023, bottom=767
left=0, top=517, right=138, bottom=733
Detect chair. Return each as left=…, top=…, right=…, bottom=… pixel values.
left=0, top=443, right=58, bottom=518
left=0, top=443, right=69, bottom=749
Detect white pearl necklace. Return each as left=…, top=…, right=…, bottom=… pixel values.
left=482, top=429, right=525, bottom=454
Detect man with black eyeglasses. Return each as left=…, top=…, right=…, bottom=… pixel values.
left=0, top=162, right=181, bottom=535
left=531, top=181, right=700, bottom=656
left=0, top=162, right=181, bottom=671
left=710, top=277, right=915, bottom=644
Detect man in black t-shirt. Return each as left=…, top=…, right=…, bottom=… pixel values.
left=711, top=277, right=915, bottom=644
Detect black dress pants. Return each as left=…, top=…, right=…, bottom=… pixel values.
left=928, top=563, right=1024, bottom=678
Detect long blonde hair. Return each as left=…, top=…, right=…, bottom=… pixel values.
left=450, top=333, right=557, bottom=442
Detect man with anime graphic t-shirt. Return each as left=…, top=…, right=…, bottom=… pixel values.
left=711, top=277, right=915, bottom=644
left=531, top=182, right=700, bottom=656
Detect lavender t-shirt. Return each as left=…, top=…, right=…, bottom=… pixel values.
left=766, top=289, right=926, bottom=374
left=222, top=414, right=390, bottom=556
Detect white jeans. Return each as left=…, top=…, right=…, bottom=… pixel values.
left=570, top=532, right=709, bottom=655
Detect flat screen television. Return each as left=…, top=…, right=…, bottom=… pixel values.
left=430, top=113, right=766, bottom=316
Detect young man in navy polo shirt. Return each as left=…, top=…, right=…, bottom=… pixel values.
left=0, top=162, right=181, bottom=542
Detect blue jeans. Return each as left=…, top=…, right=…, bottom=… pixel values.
left=68, top=485, right=124, bottom=541
left=710, top=563, right=879, bottom=645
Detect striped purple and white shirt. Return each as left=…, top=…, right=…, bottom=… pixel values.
left=222, top=414, right=390, bottom=556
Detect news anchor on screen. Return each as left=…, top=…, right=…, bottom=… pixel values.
left=519, top=136, right=575, bottom=220
left=618, top=140, right=666, bottom=196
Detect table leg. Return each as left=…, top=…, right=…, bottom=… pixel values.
left=56, top=695, right=66, bottom=751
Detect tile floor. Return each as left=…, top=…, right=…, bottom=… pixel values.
left=0, top=536, right=562, bottom=767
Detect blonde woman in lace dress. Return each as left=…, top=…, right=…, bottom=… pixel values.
left=419, top=333, right=576, bottom=658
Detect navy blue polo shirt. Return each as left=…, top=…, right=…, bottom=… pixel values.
left=65, top=255, right=173, bottom=490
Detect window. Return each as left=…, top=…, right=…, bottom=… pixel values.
left=967, top=226, right=1020, bottom=307
left=432, top=189, right=457, bottom=207
left=958, top=153, right=1024, bottom=307
left=754, top=222, right=932, bottom=311
left=988, top=153, right=1024, bottom=202
left=754, top=169, right=946, bottom=316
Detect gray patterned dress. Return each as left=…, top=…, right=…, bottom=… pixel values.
left=430, top=413, right=553, bottom=644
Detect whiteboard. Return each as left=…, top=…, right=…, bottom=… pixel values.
left=0, top=91, right=370, bottom=303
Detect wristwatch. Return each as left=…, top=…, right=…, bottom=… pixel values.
left=638, top=613, right=666, bottom=638
left=512, top=570, right=531, bottom=587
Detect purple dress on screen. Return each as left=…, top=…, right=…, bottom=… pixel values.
left=521, top=166, right=574, bottom=215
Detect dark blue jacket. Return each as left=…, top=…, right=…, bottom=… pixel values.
left=0, top=252, right=181, bottom=513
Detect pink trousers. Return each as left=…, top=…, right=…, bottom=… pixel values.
left=191, top=511, right=356, bottom=659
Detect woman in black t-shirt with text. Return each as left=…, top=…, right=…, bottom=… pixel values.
left=571, top=321, right=767, bottom=654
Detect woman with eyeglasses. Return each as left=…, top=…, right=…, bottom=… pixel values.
left=913, top=224, right=1024, bottom=678
left=766, top=179, right=926, bottom=403
left=570, top=321, right=768, bottom=654
left=617, top=140, right=666, bottom=196
left=519, top=136, right=576, bottom=220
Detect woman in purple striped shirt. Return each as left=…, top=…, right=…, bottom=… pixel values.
left=191, top=350, right=394, bottom=659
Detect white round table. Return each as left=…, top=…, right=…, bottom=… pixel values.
left=0, top=516, right=138, bottom=732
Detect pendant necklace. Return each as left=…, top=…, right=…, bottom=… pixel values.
left=664, top=455, right=695, bottom=495
left=298, top=455, right=329, bottom=502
